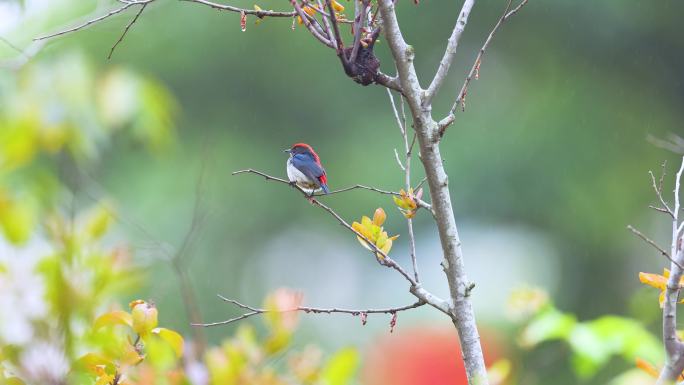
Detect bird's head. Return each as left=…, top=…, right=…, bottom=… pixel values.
left=284, top=143, right=321, bottom=164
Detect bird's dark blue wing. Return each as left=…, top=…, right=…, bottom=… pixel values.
left=291, top=153, right=326, bottom=183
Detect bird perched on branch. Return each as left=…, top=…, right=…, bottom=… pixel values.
left=285, top=143, right=329, bottom=195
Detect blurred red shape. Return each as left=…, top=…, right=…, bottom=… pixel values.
left=362, top=327, right=501, bottom=385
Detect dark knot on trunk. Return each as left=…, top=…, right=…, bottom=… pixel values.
left=341, top=44, right=381, bottom=86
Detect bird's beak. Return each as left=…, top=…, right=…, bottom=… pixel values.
left=283, top=149, right=291, bottom=153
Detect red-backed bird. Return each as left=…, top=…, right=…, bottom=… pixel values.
left=285, top=143, right=329, bottom=195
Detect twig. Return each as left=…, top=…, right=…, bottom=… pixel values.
left=650, top=168, right=674, bottom=218
left=437, top=0, right=529, bottom=136
left=627, top=225, right=680, bottom=269
left=232, top=170, right=415, bottom=283
left=424, top=0, right=476, bottom=105
left=182, top=0, right=296, bottom=17
left=34, top=1, right=153, bottom=40
left=415, top=176, right=428, bottom=191
left=291, top=0, right=335, bottom=48
left=349, top=0, right=369, bottom=64
left=387, top=88, right=420, bottom=283
left=655, top=156, right=684, bottom=384
left=0, top=36, right=25, bottom=55
left=394, top=148, right=406, bottom=171
left=192, top=295, right=425, bottom=327
left=325, top=0, right=346, bottom=57
left=231, top=168, right=451, bottom=315
left=108, top=3, right=148, bottom=59
left=231, top=169, right=433, bottom=213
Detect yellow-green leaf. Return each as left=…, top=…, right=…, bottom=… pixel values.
left=152, top=327, right=184, bottom=357
left=94, top=310, right=133, bottom=330
left=85, top=203, right=113, bottom=239
left=322, top=348, right=358, bottom=385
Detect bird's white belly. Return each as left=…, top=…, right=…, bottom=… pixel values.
left=287, top=159, right=310, bottom=184
left=287, top=159, right=319, bottom=192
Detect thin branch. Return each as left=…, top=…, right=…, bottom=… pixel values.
left=387, top=88, right=420, bottom=283
left=0, top=36, right=25, bottom=55
left=183, top=0, right=296, bottom=17
left=387, top=88, right=406, bottom=135
left=34, top=1, right=152, bottom=41
left=0, top=38, right=44, bottom=71
left=231, top=170, right=415, bottom=283
left=291, top=0, right=335, bottom=48
left=437, top=0, right=529, bottom=136
left=193, top=295, right=426, bottom=327
left=627, top=225, right=681, bottom=269
left=325, top=0, right=346, bottom=57
left=231, top=169, right=433, bottom=213
left=316, top=0, right=336, bottom=47
left=108, top=3, right=148, bottom=59
left=374, top=72, right=403, bottom=93
left=424, top=0, right=476, bottom=105
left=394, top=148, right=406, bottom=171
left=349, top=0, right=369, bottom=64
left=231, top=169, right=450, bottom=315
left=415, top=176, right=428, bottom=191
left=650, top=169, right=674, bottom=218
left=650, top=205, right=672, bottom=214
left=655, top=156, right=684, bottom=384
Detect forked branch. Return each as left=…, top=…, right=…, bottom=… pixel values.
left=652, top=156, right=684, bottom=385
left=193, top=295, right=425, bottom=327
left=437, top=0, right=529, bottom=136
left=230, top=168, right=451, bottom=315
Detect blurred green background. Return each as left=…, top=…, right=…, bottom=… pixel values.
left=2, top=0, right=684, bottom=384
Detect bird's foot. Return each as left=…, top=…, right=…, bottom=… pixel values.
left=306, top=195, right=317, bottom=204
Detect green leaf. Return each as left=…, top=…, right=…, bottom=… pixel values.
left=321, top=348, right=359, bottom=385
left=520, top=308, right=576, bottom=347
left=0, top=197, right=35, bottom=245
left=85, top=203, right=113, bottom=240
left=152, top=327, right=184, bottom=357
left=567, top=316, right=663, bottom=379
left=73, top=353, right=115, bottom=376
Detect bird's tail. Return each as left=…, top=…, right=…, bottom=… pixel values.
left=320, top=183, right=330, bottom=194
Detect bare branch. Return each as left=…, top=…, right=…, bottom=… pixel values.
left=0, top=36, right=24, bottom=55
left=231, top=168, right=451, bottom=315
left=655, top=156, right=684, bottom=384
left=231, top=169, right=415, bottom=284
left=349, top=0, right=369, bottom=64
left=394, top=148, right=406, bottom=171
left=291, top=0, right=335, bottom=48
left=325, top=0, right=346, bottom=57
left=424, top=0, right=476, bottom=105
left=415, top=176, right=428, bottom=190
left=231, top=169, right=433, bottom=213
left=437, top=0, right=529, bottom=136
left=35, top=1, right=153, bottom=41
left=650, top=205, right=673, bottom=214
left=316, top=0, right=336, bottom=47
left=627, top=225, right=681, bottom=269
left=108, top=3, right=148, bottom=59
left=387, top=88, right=420, bottom=283
left=374, top=72, right=403, bottom=94
left=650, top=169, right=674, bottom=218
left=183, top=0, right=296, bottom=16
left=192, top=295, right=426, bottom=327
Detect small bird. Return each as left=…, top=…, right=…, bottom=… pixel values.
left=285, top=143, right=329, bottom=195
